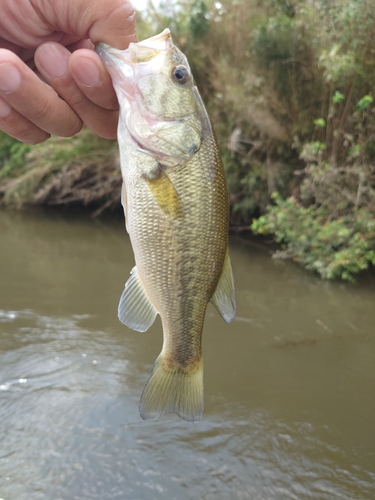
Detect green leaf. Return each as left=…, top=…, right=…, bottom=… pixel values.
left=332, top=91, right=345, bottom=104
left=356, top=95, right=373, bottom=111
left=313, top=118, right=326, bottom=127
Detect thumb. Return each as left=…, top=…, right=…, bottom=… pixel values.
left=87, top=0, right=137, bottom=48
left=46, top=0, right=137, bottom=49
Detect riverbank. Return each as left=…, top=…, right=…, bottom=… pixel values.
left=1, top=0, right=375, bottom=281
left=1, top=126, right=374, bottom=282
left=0, top=129, right=121, bottom=217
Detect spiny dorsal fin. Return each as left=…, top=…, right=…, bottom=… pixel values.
left=211, top=248, right=236, bottom=323
left=144, top=168, right=183, bottom=218
left=118, top=267, right=157, bottom=332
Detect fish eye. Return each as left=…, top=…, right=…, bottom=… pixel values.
left=172, top=65, right=190, bottom=85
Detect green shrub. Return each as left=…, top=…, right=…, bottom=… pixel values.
left=251, top=193, right=375, bottom=281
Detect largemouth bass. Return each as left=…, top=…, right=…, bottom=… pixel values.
left=96, top=29, right=235, bottom=422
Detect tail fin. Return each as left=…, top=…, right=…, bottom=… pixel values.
left=139, top=355, right=203, bottom=422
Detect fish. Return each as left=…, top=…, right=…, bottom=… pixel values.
left=96, top=29, right=236, bottom=422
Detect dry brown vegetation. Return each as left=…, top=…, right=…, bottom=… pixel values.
left=0, top=130, right=121, bottom=216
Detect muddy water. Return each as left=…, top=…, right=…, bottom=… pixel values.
left=0, top=209, right=374, bottom=500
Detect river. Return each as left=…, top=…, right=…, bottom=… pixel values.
left=0, top=209, right=374, bottom=500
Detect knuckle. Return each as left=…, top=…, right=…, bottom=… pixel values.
left=29, top=96, right=54, bottom=123
left=64, top=120, right=83, bottom=137
left=66, top=87, right=89, bottom=111
left=18, top=125, right=46, bottom=143
left=8, top=121, right=50, bottom=144
left=28, top=91, right=82, bottom=136
left=75, top=74, right=118, bottom=110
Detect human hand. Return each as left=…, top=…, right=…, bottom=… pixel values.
left=0, top=0, right=136, bottom=144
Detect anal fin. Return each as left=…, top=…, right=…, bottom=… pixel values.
left=118, top=267, right=157, bottom=332
left=211, top=248, right=236, bottom=323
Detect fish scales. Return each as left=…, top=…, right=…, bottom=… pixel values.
left=96, top=29, right=235, bottom=422
left=125, top=134, right=226, bottom=362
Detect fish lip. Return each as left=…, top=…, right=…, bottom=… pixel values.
left=134, top=28, right=172, bottom=51
left=95, top=42, right=132, bottom=69
left=95, top=42, right=135, bottom=93
left=95, top=42, right=129, bottom=59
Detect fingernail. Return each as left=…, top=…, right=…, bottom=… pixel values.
left=0, top=96, right=12, bottom=117
left=70, top=57, right=100, bottom=87
left=0, top=63, right=21, bottom=93
left=37, top=44, right=69, bottom=78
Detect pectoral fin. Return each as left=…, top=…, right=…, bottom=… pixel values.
left=211, top=249, right=236, bottom=323
left=118, top=267, right=157, bottom=332
left=144, top=169, right=182, bottom=218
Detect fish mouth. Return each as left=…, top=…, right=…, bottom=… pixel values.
left=95, top=29, right=173, bottom=80
left=95, top=29, right=174, bottom=106
left=95, top=43, right=134, bottom=82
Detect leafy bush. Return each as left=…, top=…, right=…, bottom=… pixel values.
left=251, top=194, right=375, bottom=281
